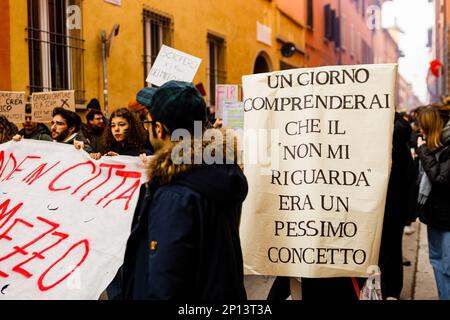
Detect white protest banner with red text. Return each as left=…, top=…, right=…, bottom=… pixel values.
left=0, top=140, right=147, bottom=299
left=240, top=64, right=397, bottom=278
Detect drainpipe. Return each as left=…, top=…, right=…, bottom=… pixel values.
left=338, top=0, right=342, bottom=65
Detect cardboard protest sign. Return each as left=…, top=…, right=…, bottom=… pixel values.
left=32, top=90, right=75, bottom=122
left=240, top=64, right=397, bottom=278
left=0, top=92, right=26, bottom=124
left=0, top=140, right=147, bottom=299
left=215, top=84, right=239, bottom=118
left=146, top=45, right=202, bottom=87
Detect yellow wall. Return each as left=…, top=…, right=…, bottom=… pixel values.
left=9, top=0, right=30, bottom=95
left=8, top=0, right=306, bottom=113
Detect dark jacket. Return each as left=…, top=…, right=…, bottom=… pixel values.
left=108, top=143, right=150, bottom=157
left=378, top=113, right=414, bottom=298
left=64, top=131, right=94, bottom=153
left=121, top=132, right=248, bottom=300
left=417, top=130, right=450, bottom=230
left=19, top=123, right=52, bottom=141
left=80, top=123, right=105, bottom=153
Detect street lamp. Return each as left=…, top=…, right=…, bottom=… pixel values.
left=101, top=24, right=120, bottom=118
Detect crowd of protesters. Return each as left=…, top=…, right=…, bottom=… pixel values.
left=1, top=84, right=449, bottom=300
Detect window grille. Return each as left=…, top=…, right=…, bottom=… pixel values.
left=27, top=0, right=85, bottom=104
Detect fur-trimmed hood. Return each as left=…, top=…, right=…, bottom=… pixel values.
left=147, top=129, right=247, bottom=204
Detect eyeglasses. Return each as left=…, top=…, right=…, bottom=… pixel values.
left=141, top=120, right=155, bottom=131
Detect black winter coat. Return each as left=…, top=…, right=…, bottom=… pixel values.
left=417, top=140, right=450, bottom=230
left=121, top=137, right=248, bottom=300
left=19, top=123, right=52, bottom=141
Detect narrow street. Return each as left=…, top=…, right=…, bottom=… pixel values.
left=245, top=221, right=439, bottom=300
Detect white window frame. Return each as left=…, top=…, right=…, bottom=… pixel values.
left=37, top=0, right=73, bottom=91
left=143, top=12, right=168, bottom=87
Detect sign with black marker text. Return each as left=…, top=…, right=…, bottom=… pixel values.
left=240, top=64, right=397, bottom=278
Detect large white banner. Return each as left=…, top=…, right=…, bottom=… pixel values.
left=241, top=64, right=397, bottom=278
left=0, top=140, right=147, bottom=299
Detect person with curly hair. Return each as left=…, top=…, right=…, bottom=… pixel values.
left=90, top=107, right=147, bottom=159
left=0, top=115, right=18, bottom=144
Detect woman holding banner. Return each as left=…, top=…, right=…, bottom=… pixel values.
left=90, top=108, right=148, bottom=159
left=416, top=105, right=450, bottom=300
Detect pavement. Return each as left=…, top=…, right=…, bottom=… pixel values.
left=244, top=220, right=439, bottom=300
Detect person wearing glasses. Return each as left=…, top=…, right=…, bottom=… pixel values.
left=121, top=80, right=248, bottom=300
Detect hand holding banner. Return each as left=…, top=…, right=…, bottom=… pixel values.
left=0, top=140, right=147, bottom=299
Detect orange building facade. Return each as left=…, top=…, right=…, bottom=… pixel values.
left=304, top=0, right=400, bottom=68
left=0, top=1, right=11, bottom=91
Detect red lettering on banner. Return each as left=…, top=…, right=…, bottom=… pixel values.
left=22, top=161, right=61, bottom=185
left=48, top=160, right=96, bottom=192
left=0, top=152, right=17, bottom=179
left=0, top=218, right=34, bottom=244
left=0, top=198, right=89, bottom=290
left=0, top=217, right=59, bottom=264
left=80, top=163, right=125, bottom=202
left=103, top=178, right=141, bottom=210
left=13, top=229, right=69, bottom=279
left=96, top=170, right=141, bottom=208
left=37, top=239, right=89, bottom=292
left=71, top=168, right=102, bottom=195
left=3, top=155, right=41, bottom=182
left=0, top=218, right=33, bottom=278
left=0, top=199, right=24, bottom=229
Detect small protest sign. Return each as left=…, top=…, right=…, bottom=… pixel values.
left=215, top=84, right=239, bottom=118
left=0, top=92, right=26, bottom=124
left=0, top=140, right=147, bottom=299
left=146, top=45, right=202, bottom=87
left=222, top=101, right=244, bottom=132
left=240, top=64, right=397, bottom=278
left=32, top=90, right=75, bottom=123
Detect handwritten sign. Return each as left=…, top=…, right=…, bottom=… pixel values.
left=215, top=84, right=239, bottom=118
left=146, top=45, right=202, bottom=87
left=32, top=91, right=75, bottom=123
left=0, top=92, right=26, bottom=124
left=240, top=64, right=397, bottom=278
left=0, top=140, right=147, bottom=299
left=104, top=0, right=121, bottom=5
left=222, top=101, right=244, bottom=132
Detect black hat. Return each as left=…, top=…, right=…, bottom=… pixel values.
left=150, top=80, right=207, bottom=134
left=86, top=98, right=101, bottom=111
